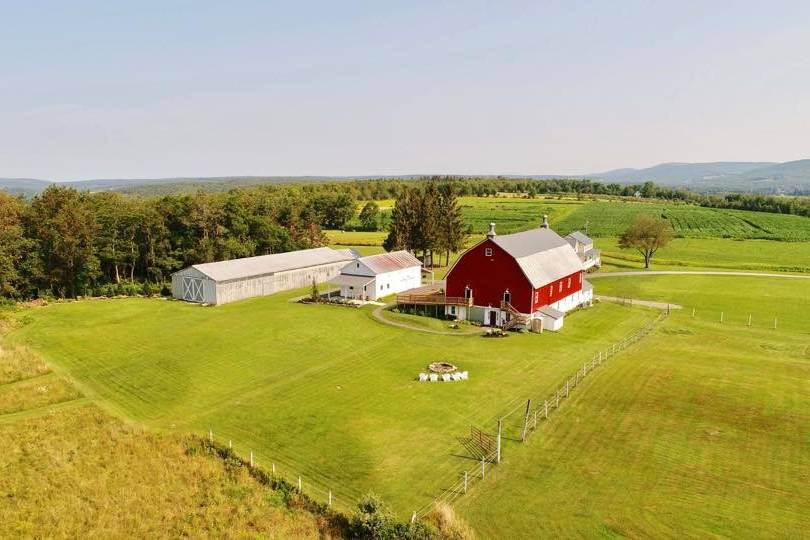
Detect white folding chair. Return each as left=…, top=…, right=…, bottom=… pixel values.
left=418, top=373, right=428, bottom=382
left=429, top=374, right=438, bottom=382
left=442, top=374, right=451, bottom=382
left=460, top=371, right=469, bottom=380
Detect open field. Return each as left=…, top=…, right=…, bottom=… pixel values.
left=592, top=274, right=810, bottom=332
left=0, top=332, right=339, bottom=537
left=555, top=200, right=810, bottom=240
left=4, top=273, right=809, bottom=536
left=598, top=237, right=810, bottom=273
left=8, top=295, right=655, bottom=516
left=332, top=196, right=810, bottom=275
left=0, top=404, right=336, bottom=537
left=456, top=302, right=810, bottom=536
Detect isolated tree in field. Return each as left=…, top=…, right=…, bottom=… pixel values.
left=358, top=201, right=380, bottom=231
left=618, top=215, right=672, bottom=268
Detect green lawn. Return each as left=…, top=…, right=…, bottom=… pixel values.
left=592, top=274, right=810, bottom=332
left=456, top=308, right=810, bottom=537
left=8, top=295, right=653, bottom=516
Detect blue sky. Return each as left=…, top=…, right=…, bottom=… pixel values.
left=1, top=1, right=809, bottom=180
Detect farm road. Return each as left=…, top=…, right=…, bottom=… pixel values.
left=596, top=296, right=681, bottom=310
left=590, top=270, right=810, bottom=279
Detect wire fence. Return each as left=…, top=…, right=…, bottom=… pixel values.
left=414, top=309, right=669, bottom=517
left=201, top=431, right=349, bottom=515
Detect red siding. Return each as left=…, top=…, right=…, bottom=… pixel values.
left=447, top=238, right=585, bottom=315
left=445, top=239, right=534, bottom=313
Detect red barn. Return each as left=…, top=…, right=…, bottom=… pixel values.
left=443, top=219, right=593, bottom=330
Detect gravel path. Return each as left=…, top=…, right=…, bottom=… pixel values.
left=371, top=303, right=484, bottom=336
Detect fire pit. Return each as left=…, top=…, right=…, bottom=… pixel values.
left=428, top=362, right=457, bottom=374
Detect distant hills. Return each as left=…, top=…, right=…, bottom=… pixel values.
left=590, top=160, right=810, bottom=194
left=3, top=160, right=810, bottom=196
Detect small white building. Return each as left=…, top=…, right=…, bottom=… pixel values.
left=565, top=231, right=601, bottom=271
left=171, top=247, right=356, bottom=305
left=330, top=251, right=422, bottom=301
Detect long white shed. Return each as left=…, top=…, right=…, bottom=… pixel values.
left=171, top=247, right=356, bottom=305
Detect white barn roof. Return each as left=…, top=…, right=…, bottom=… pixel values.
left=492, top=228, right=583, bottom=288
left=356, top=251, right=422, bottom=274
left=565, top=231, right=593, bottom=246
left=188, top=247, right=355, bottom=283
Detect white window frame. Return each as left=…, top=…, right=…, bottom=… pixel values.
left=485, top=248, right=493, bottom=257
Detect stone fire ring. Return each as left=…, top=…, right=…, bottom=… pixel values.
left=428, top=362, right=457, bottom=374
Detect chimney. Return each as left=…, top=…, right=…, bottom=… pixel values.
left=541, top=214, right=549, bottom=229
left=487, top=222, right=497, bottom=239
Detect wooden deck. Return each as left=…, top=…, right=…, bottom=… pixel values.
left=396, top=283, right=473, bottom=307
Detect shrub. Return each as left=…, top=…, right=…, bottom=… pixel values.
left=348, top=493, right=437, bottom=539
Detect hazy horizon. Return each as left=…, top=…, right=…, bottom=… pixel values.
left=3, top=1, right=809, bottom=181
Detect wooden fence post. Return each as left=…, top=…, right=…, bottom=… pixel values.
left=328, top=490, right=332, bottom=507
left=272, top=463, right=275, bottom=476
left=521, top=400, right=532, bottom=441
left=228, top=440, right=232, bottom=449
left=720, top=312, right=724, bottom=323
left=496, top=419, right=502, bottom=463
left=544, top=400, right=548, bottom=419
left=411, top=512, right=417, bottom=524
left=565, top=379, right=569, bottom=398
left=692, top=307, right=696, bottom=318
left=774, top=317, right=777, bottom=330
left=583, top=361, right=587, bottom=376
left=464, top=471, right=468, bottom=493
left=298, top=476, right=302, bottom=492
left=250, top=452, right=254, bottom=467
left=748, top=314, right=752, bottom=326
left=533, top=410, right=538, bottom=430
left=209, top=429, right=213, bottom=442
left=481, top=457, right=485, bottom=478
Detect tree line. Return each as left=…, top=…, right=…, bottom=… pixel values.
left=115, top=176, right=810, bottom=219
left=0, top=185, right=358, bottom=300
left=383, top=179, right=466, bottom=267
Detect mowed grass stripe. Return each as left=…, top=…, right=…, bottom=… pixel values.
left=457, top=313, right=809, bottom=537
left=9, top=292, right=654, bottom=515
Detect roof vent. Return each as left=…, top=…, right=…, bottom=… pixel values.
left=487, top=222, right=497, bottom=238
left=541, top=214, right=549, bottom=229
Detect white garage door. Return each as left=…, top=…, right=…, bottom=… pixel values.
left=183, top=277, right=204, bottom=302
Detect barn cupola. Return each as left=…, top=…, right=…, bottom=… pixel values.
left=487, top=222, right=497, bottom=239
left=541, top=214, right=549, bottom=229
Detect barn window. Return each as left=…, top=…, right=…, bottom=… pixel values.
left=549, top=285, right=553, bottom=296
left=450, top=305, right=456, bottom=315
left=534, top=291, right=539, bottom=303
left=503, top=290, right=511, bottom=304
left=387, top=283, right=390, bottom=289
left=485, top=248, right=493, bottom=257
left=464, top=286, right=472, bottom=299
left=567, top=278, right=571, bottom=288
left=558, top=282, right=562, bottom=292
left=579, top=273, right=582, bottom=283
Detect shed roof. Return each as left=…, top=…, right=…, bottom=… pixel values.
left=357, top=250, right=422, bottom=274
left=329, top=274, right=375, bottom=287
left=536, top=305, right=564, bottom=319
left=188, top=247, right=355, bottom=282
left=491, top=228, right=583, bottom=288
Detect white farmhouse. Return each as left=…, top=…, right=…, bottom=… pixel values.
left=565, top=231, right=601, bottom=271
left=330, top=251, right=422, bottom=301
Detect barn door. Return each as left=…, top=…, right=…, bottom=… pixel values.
left=183, top=277, right=204, bottom=302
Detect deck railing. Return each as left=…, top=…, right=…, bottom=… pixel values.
left=396, top=293, right=473, bottom=306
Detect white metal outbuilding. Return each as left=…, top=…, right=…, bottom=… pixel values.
left=171, top=247, right=356, bottom=305
left=329, top=250, right=422, bottom=301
